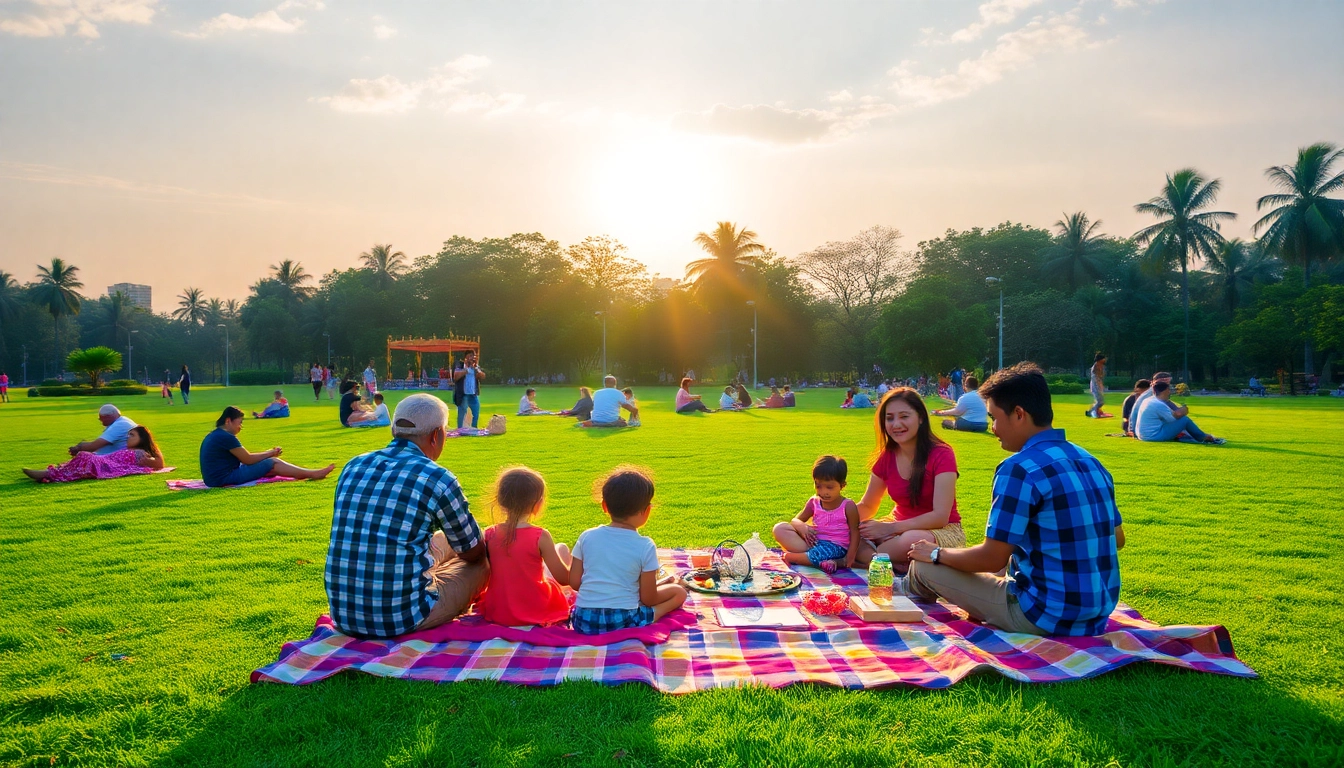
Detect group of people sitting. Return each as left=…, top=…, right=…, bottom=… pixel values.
left=521, top=381, right=641, bottom=427
left=671, top=378, right=796, bottom=413
left=319, top=364, right=1124, bottom=641
left=1120, top=372, right=1225, bottom=444
left=21, top=404, right=166, bottom=483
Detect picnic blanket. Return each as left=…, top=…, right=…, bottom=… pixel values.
left=166, top=476, right=302, bottom=491
left=446, top=428, right=491, bottom=438
left=252, top=549, right=1256, bottom=692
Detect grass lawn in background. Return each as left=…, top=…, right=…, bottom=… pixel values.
left=1, top=385, right=1342, bottom=767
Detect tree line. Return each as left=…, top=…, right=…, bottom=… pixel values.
left=1, top=143, right=1341, bottom=388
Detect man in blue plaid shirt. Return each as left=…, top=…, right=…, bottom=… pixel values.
left=906, top=363, right=1125, bottom=637
left=325, top=393, right=487, bottom=638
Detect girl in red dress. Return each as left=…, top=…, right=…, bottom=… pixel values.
left=474, top=466, right=573, bottom=626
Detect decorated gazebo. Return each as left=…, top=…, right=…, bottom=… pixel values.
left=386, top=335, right=481, bottom=385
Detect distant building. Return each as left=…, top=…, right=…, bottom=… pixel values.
left=107, top=283, right=152, bottom=312
left=651, top=276, right=680, bottom=297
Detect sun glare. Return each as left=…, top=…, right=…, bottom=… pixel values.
left=588, top=132, right=725, bottom=246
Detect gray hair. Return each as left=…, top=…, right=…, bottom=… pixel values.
left=392, top=393, right=448, bottom=438
left=604, top=375, right=617, bottom=387
left=98, top=404, right=120, bottom=416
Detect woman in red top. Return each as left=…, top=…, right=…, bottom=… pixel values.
left=854, top=387, right=966, bottom=570
left=473, top=466, right=573, bottom=627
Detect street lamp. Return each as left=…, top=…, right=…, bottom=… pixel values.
left=594, top=311, right=607, bottom=375
left=323, top=331, right=332, bottom=367
left=218, top=324, right=230, bottom=386
left=986, top=277, right=1003, bottom=371
left=128, top=330, right=139, bottom=382
left=21, top=344, right=28, bottom=386
left=746, top=300, right=758, bottom=388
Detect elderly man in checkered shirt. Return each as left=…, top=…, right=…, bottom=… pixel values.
left=904, top=363, right=1127, bottom=637
left=324, top=393, right=488, bottom=638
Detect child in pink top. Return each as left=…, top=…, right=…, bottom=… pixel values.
left=473, top=466, right=574, bottom=627
left=772, top=455, right=861, bottom=574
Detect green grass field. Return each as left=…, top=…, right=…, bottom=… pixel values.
left=1, top=384, right=1342, bottom=767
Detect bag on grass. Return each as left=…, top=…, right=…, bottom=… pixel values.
left=487, top=414, right=507, bottom=435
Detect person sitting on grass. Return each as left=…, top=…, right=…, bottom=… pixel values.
left=902, top=362, right=1126, bottom=637
left=200, top=407, right=334, bottom=488
left=761, top=386, right=787, bottom=408
left=68, top=404, right=138, bottom=457
left=719, top=386, right=742, bottom=410
left=24, top=425, right=165, bottom=483
left=326, top=394, right=485, bottom=637
left=338, top=381, right=367, bottom=427
left=782, top=385, right=796, bottom=407
left=579, top=376, right=638, bottom=427
left=772, top=455, right=860, bottom=574
left=674, top=378, right=712, bottom=413
left=517, top=388, right=552, bottom=416
left=622, top=388, right=641, bottom=427
left=735, top=383, right=753, bottom=408
left=1130, top=371, right=1184, bottom=437
left=474, top=466, right=573, bottom=627
left=348, top=392, right=391, bottom=427
left=851, top=388, right=874, bottom=408
left=931, top=375, right=988, bottom=432
left=558, top=386, right=594, bottom=420
left=568, top=466, right=686, bottom=635
left=252, top=390, right=290, bottom=419
left=1136, top=381, right=1225, bottom=444
left=841, top=388, right=855, bottom=408
left=1121, top=379, right=1151, bottom=436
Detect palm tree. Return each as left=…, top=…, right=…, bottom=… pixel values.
left=0, top=270, right=20, bottom=325
left=271, top=259, right=314, bottom=299
left=1133, top=169, right=1236, bottom=382
left=66, top=346, right=122, bottom=390
left=32, top=258, right=84, bottom=369
left=686, top=222, right=766, bottom=360
left=99, top=291, right=140, bottom=350
left=359, top=243, right=407, bottom=288
left=1204, top=239, right=1278, bottom=315
left=223, top=299, right=241, bottom=320
left=1040, top=212, right=1106, bottom=292
left=205, top=297, right=225, bottom=325
left=1254, top=142, right=1344, bottom=374
left=174, top=287, right=208, bottom=327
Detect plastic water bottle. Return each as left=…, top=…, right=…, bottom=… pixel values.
left=868, top=554, right=894, bottom=604
left=743, top=533, right=767, bottom=564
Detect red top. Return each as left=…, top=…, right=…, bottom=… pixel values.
left=475, top=525, right=571, bottom=627
left=870, top=442, right=961, bottom=524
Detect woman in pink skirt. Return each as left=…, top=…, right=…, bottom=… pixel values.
left=23, top=426, right=166, bottom=482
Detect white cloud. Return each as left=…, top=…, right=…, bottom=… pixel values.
left=373, top=23, right=396, bottom=40
left=277, top=0, right=324, bottom=9
left=314, top=55, right=524, bottom=116
left=0, top=0, right=157, bottom=39
left=828, top=89, right=854, bottom=103
left=890, top=11, right=1096, bottom=107
left=671, top=101, right=898, bottom=146
left=944, top=0, right=1045, bottom=43
left=184, top=1, right=323, bottom=38
left=0, top=161, right=284, bottom=207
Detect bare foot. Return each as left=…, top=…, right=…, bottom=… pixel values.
left=310, top=464, right=336, bottom=480
left=22, top=468, right=48, bottom=481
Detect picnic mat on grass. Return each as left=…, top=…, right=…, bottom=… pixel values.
left=166, top=476, right=302, bottom=491
left=252, top=549, right=1256, bottom=691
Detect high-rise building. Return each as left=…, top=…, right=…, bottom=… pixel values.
left=107, top=283, right=152, bottom=312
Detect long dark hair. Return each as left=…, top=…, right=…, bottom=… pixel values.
left=216, top=406, right=243, bottom=427
left=128, top=425, right=162, bottom=462
left=873, top=387, right=947, bottom=508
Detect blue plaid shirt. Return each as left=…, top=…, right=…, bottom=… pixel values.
left=324, top=439, right=481, bottom=638
left=985, top=429, right=1122, bottom=636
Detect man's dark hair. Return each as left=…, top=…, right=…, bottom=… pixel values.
left=339, top=381, right=356, bottom=395
left=1152, top=380, right=1171, bottom=395
left=812, top=455, right=848, bottom=484
left=1152, top=371, right=1172, bottom=380
left=602, top=466, right=655, bottom=519
left=964, top=375, right=978, bottom=390
left=978, top=362, right=1053, bottom=427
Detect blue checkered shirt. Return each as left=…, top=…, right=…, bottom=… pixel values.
left=325, top=439, right=481, bottom=638
left=985, top=429, right=1122, bottom=636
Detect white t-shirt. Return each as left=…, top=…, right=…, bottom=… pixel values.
left=518, top=394, right=535, bottom=414
left=952, top=391, right=988, bottom=423
left=310, top=366, right=321, bottom=383
left=719, top=392, right=737, bottom=409
left=97, top=415, right=138, bottom=454
left=370, top=402, right=390, bottom=422
left=591, top=387, right=630, bottom=423
left=572, top=525, right=659, bottom=610
left=1136, top=396, right=1177, bottom=441
left=1130, top=388, right=1171, bottom=435
left=362, top=367, right=376, bottom=385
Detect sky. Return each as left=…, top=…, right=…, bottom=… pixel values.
left=1, top=0, right=1342, bottom=307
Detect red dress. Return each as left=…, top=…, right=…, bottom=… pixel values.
left=475, top=525, right=571, bottom=626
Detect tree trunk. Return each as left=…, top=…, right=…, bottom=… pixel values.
left=1180, top=263, right=1191, bottom=384
left=1303, top=258, right=1314, bottom=375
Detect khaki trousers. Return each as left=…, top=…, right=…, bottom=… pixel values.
left=907, top=561, right=1047, bottom=635
left=415, top=531, right=489, bottom=631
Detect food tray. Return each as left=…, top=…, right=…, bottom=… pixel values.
left=681, top=569, right=802, bottom=595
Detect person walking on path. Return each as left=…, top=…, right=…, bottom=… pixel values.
left=325, top=394, right=488, bottom=637
left=311, top=363, right=324, bottom=401
left=903, top=363, right=1126, bottom=637
left=1087, top=353, right=1111, bottom=418
left=178, top=365, right=191, bottom=405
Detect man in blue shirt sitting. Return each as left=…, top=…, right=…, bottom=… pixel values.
left=905, top=362, right=1126, bottom=636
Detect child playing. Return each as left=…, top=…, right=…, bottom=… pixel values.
left=473, top=466, right=574, bottom=627
left=161, top=375, right=174, bottom=405
left=771, top=455, right=860, bottom=574
left=348, top=392, right=391, bottom=426
left=569, top=466, right=686, bottom=634
left=622, top=388, right=640, bottom=426
left=517, top=388, right=552, bottom=415
left=252, top=390, right=290, bottom=419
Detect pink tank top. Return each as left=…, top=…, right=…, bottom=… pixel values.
left=807, top=497, right=853, bottom=547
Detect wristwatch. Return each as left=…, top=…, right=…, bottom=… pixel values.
left=930, top=546, right=942, bottom=564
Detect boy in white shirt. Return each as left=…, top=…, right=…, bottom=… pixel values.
left=568, top=467, right=686, bottom=634
left=719, top=386, right=740, bottom=410
left=349, top=393, right=391, bottom=427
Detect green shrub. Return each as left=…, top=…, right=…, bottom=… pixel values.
left=40, top=379, right=67, bottom=387
left=1046, top=373, right=1083, bottom=385
left=1048, top=382, right=1085, bottom=395
left=66, top=346, right=123, bottom=389
left=34, top=385, right=147, bottom=397
left=229, top=369, right=288, bottom=386
left=107, top=379, right=139, bottom=387
left=1104, top=376, right=1133, bottom=391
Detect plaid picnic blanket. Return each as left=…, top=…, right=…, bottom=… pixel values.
left=252, top=549, right=1256, bottom=691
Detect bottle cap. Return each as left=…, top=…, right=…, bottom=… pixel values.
left=873, top=554, right=891, bottom=562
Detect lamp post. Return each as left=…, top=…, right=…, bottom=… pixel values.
left=746, top=300, right=758, bottom=388
left=323, top=331, right=332, bottom=367
left=128, top=330, right=139, bottom=382
left=218, top=324, right=230, bottom=386
left=594, top=311, right=607, bottom=375
left=986, top=277, right=1003, bottom=371
left=21, top=344, right=28, bottom=386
